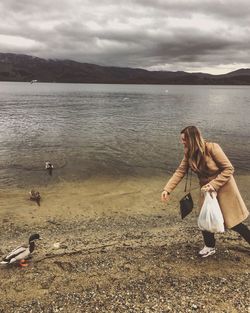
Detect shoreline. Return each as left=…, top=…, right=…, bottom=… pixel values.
left=0, top=172, right=249, bottom=221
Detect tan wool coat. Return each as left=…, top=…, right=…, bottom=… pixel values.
left=164, top=142, right=249, bottom=229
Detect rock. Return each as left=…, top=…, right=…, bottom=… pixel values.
left=53, top=242, right=61, bottom=249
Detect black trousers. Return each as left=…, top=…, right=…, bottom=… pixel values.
left=202, top=223, right=250, bottom=248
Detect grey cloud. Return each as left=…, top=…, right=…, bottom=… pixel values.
left=0, top=0, right=72, bottom=15
left=135, top=0, right=250, bottom=20
left=0, top=0, right=250, bottom=73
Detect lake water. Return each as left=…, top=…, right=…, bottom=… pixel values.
left=0, top=82, right=250, bottom=188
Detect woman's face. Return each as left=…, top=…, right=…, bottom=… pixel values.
left=180, top=133, right=187, bottom=147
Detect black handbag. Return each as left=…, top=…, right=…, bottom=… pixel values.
left=179, top=168, right=193, bottom=219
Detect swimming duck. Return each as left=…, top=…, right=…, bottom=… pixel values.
left=29, top=189, right=41, bottom=206
left=0, top=234, right=41, bottom=266
left=45, top=161, right=54, bottom=176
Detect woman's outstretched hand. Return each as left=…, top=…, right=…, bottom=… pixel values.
left=161, top=190, right=170, bottom=202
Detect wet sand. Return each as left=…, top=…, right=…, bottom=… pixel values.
left=0, top=174, right=249, bottom=312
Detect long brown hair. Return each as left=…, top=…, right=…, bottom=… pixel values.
left=181, top=126, right=206, bottom=171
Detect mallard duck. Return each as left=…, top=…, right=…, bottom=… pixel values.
left=0, top=234, right=41, bottom=266
left=45, top=161, right=53, bottom=176
left=29, top=189, right=41, bottom=206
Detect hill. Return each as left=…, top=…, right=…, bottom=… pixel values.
left=1, top=53, right=250, bottom=84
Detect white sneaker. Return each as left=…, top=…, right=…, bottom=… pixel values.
left=199, top=246, right=216, bottom=258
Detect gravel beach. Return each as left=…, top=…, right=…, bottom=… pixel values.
left=0, top=175, right=249, bottom=313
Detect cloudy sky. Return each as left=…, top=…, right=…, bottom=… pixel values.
left=0, top=0, right=250, bottom=74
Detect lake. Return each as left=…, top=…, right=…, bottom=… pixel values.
left=0, top=82, right=250, bottom=188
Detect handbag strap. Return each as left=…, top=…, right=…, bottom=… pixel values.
left=184, top=167, right=192, bottom=192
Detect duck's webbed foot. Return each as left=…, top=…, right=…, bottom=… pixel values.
left=19, top=259, right=29, bottom=267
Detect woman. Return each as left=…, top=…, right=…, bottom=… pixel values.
left=161, top=126, right=250, bottom=257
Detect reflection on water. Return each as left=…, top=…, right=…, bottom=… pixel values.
left=0, top=82, right=250, bottom=188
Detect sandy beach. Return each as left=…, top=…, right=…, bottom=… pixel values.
left=0, top=174, right=249, bottom=312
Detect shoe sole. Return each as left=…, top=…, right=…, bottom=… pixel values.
left=201, top=250, right=216, bottom=258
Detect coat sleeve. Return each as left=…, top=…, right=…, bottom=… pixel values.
left=209, top=143, right=234, bottom=191
left=164, top=155, right=188, bottom=193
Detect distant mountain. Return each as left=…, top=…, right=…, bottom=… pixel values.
left=0, top=52, right=250, bottom=85
left=216, top=68, right=250, bottom=78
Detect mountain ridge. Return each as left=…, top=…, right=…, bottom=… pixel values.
left=1, top=52, right=250, bottom=84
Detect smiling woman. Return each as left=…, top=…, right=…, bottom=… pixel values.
left=162, top=126, right=250, bottom=258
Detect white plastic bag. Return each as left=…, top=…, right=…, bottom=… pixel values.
left=198, top=192, right=225, bottom=233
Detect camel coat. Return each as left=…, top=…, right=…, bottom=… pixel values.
left=164, top=142, right=249, bottom=229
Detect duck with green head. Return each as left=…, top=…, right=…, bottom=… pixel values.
left=0, top=234, right=41, bottom=266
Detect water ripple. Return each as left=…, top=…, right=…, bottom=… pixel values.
left=0, top=82, right=250, bottom=187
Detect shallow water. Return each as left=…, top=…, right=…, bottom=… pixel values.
left=0, top=82, right=250, bottom=188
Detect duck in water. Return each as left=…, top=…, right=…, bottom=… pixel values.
left=45, top=161, right=54, bottom=176
left=0, top=234, right=41, bottom=267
